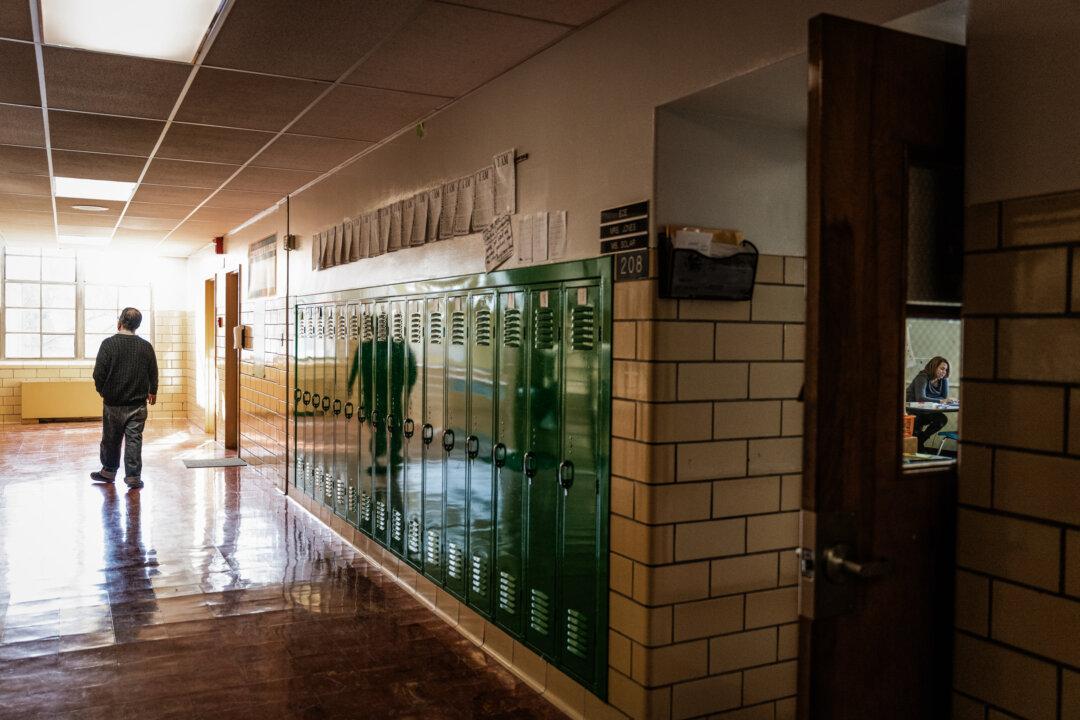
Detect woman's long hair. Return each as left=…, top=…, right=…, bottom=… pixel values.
left=922, top=356, right=950, bottom=380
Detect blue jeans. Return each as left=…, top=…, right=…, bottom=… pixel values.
left=100, top=404, right=147, bottom=479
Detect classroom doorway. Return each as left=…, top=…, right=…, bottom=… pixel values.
left=217, top=270, right=240, bottom=451
left=203, top=278, right=216, bottom=435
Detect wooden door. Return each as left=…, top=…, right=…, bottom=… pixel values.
left=799, top=15, right=964, bottom=720
left=223, top=270, right=240, bottom=450
left=203, top=278, right=216, bottom=435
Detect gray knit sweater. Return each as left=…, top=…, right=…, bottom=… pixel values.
left=93, top=334, right=159, bottom=407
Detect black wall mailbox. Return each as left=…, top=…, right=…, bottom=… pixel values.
left=658, top=233, right=759, bottom=300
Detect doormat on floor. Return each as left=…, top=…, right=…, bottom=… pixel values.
left=182, top=457, right=248, bottom=468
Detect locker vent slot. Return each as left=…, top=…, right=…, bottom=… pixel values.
left=375, top=500, right=387, bottom=533
left=565, top=609, right=589, bottom=659
left=407, top=515, right=422, bottom=554
left=338, top=314, right=347, bottom=340
left=450, top=311, right=466, bottom=345
left=529, top=589, right=550, bottom=635
left=425, top=530, right=441, bottom=566
left=409, top=312, right=423, bottom=344
left=447, top=542, right=464, bottom=580
left=362, top=314, right=374, bottom=342
left=498, top=572, right=517, bottom=613
left=474, top=308, right=492, bottom=347
left=429, top=312, right=444, bottom=344
left=349, top=312, right=359, bottom=339
left=315, top=317, right=323, bottom=339
left=313, top=466, right=323, bottom=488
left=392, top=510, right=403, bottom=542
left=347, top=486, right=357, bottom=513
left=360, top=493, right=372, bottom=523
left=335, top=477, right=345, bottom=505
left=570, top=304, right=595, bottom=351
left=502, top=308, right=522, bottom=348
left=392, top=313, right=404, bottom=342
left=376, top=313, right=389, bottom=342
left=470, top=554, right=489, bottom=595
left=533, top=308, right=555, bottom=349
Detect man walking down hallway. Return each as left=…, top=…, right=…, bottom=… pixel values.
left=91, top=307, right=159, bottom=490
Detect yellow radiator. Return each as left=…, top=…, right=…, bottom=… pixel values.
left=21, top=380, right=102, bottom=420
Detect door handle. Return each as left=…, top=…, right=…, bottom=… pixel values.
left=321, top=396, right=331, bottom=412
left=558, top=460, right=574, bottom=492
left=823, top=544, right=893, bottom=583
left=344, top=402, right=354, bottom=419
left=493, top=443, right=507, bottom=468
left=422, top=423, right=434, bottom=444
left=333, top=399, right=342, bottom=415
left=523, top=451, right=537, bottom=479
left=403, top=418, right=415, bottom=438
left=442, top=429, right=455, bottom=452
left=466, top=435, right=479, bottom=459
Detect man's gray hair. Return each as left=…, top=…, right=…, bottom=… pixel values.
left=119, top=307, right=142, bottom=331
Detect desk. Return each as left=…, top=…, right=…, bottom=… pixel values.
left=906, top=402, right=959, bottom=414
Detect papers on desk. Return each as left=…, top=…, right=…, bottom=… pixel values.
left=907, top=401, right=959, bottom=410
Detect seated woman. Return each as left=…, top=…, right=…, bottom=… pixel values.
left=906, top=356, right=953, bottom=452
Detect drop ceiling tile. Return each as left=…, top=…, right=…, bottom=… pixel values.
left=156, top=122, right=274, bottom=164
left=126, top=202, right=192, bottom=220
left=51, top=150, right=144, bottom=182
left=55, top=197, right=125, bottom=215
left=0, top=210, right=53, bottom=225
left=0, top=193, right=53, bottom=212
left=252, top=133, right=370, bottom=172
left=203, top=188, right=282, bottom=211
left=0, top=103, right=44, bottom=146
left=142, top=159, right=240, bottom=189
left=130, top=184, right=211, bottom=206
left=43, top=47, right=190, bottom=119
left=154, top=238, right=204, bottom=257
left=0, top=227, right=54, bottom=243
left=48, top=111, right=164, bottom=156
left=451, top=0, right=623, bottom=25
left=226, top=166, right=319, bottom=195
left=0, top=145, right=48, bottom=174
left=113, top=228, right=168, bottom=244
left=57, top=212, right=118, bottom=228
left=57, top=224, right=110, bottom=238
left=0, top=173, right=50, bottom=196
left=175, top=68, right=327, bottom=132
left=0, top=3, right=33, bottom=41
left=188, top=205, right=258, bottom=227
left=204, top=0, right=422, bottom=81
left=344, top=3, right=565, bottom=97
left=169, top=219, right=221, bottom=244
left=0, top=40, right=41, bottom=106
left=289, top=84, right=447, bottom=141
left=118, top=216, right=178, bottom=231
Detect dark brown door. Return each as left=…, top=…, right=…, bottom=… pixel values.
left=799, top=15, right=964, bottom=720
left=224, top=270, right=240, bottom=450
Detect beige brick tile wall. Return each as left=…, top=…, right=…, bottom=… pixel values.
left=954, top=194, right=1080, bottom=719
left=610, top=255, right=803, bottom=720
left=239, top=297, right=288, bottom=491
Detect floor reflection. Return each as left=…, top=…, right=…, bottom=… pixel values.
left=0, top=421, right=565, bottom=720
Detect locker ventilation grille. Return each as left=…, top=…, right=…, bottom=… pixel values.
left=409, top=313, right=423, bottom=344
left=425, top=530, right=441, bottom=566
left=335, top=477, right=345, bottom=505
left=570, top=305, right=595, bottom=351
left=447, top=542, right=464, bottom=580
left=349, top=312, right=359, bottom=339
left=376, top=313, right=389, bottom=342
left=347, top=486, right=357, bottom=513
left=375, top=500, right=387, bottom=533
left=407, top=515, right=422, bottom=554
left=565, top=609, right=589, bottom=659
left=315, top=317, right=323, bottom=339
left=474, top=308, right=492, bottom=347
left=534, top=308, right=555, bottom=349
left=498, top=572, right=516, bottom=613
left=298, top=318, right=305, bottom=338
left=392, top=510, right=403, bottom=542
left=362, top=314, right=374, bottom=342
left=429, top=313, right=444, bottom=344
left=502, top=308, right=522, bottom=348
left=392, top=313, right=404, bottom=342
left=338, top=314, right=347, bottom=340
left=529, top=589, right=550, bottom=635
left=470, top=554, right=488, bottom=595
left=360, top=493, right=372, bottom=524
left=450, top=311, right=466, bottom=345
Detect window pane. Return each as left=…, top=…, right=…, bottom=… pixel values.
left=5, top=308, right=40, bottom=332
left=5, top=282, right=40, bottom=307
left=41, top=334, right=74, bottom=358
left=85, top=308, right=117, bottom=334
left=5, top=334, right=40, bottom=358
left=42, top=284, right=76, bottom=308
left=118, top=286, right=151, bottom=310
left=85, top=285, right=118, bottom=309
left=85, top=334, right=110, bottom=358
left=5, top=255, right=40, bottom=281
left=42, top=309, right=75, bottom=333
left=42, top=256, right=76, bottom=283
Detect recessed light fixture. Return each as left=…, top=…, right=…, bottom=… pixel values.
left=42, top=0, right=223, bottom=63
left=70, top=204, right=111, bottom=213
left=59, top=235, right=111, bottom=247
left=54, top=177, right=137, bottom=202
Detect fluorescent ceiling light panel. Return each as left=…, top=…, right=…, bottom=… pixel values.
left=59, top=235, right=111, bottom=246
left=54, top=177, right=136, bottom=202
left=42, top=0, right=222, bottom=63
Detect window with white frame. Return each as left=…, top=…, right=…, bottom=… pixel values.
left=83, top=285, right=153, bottom=358
left=3, top=248, right=77, bottom=358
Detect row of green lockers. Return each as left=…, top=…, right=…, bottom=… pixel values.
left=291, top=260, right=612, bottom=696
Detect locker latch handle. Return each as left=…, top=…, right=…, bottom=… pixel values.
left=442, top=429, right=455, bottom=452
left=403, top=418, right=415, bottom=438
left=422, top=423, right=434, bottom=444
left=386, top=415, right=397, bottom=434
left=312, top=393, right=321, bottom=409
left=333, top=399, right=342, bottom=415
left=344, top=402, right=354, bottom=419
left=370, top=411, right=380, bottom=429
left=466, top=435, right=479, bottom=459
left=559, top=460, right=574, bottom=492
left=493, top=443, right=507, bottom=468
left=523, top=451, right=537, bottom=478
left=358, top=404, right=367, bottom=422
left=302, top=391, right=311, bottom=406
left=321, top=397, right=331, bottom=412
left=294, top=388, right=302, bottom=404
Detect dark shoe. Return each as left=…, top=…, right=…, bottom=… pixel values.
left=125, top=478, right=144, bottom=489
left=91, top=471, right=115, bottom=483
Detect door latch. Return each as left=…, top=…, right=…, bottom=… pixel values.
left=796, top=547, right=815, bottom=579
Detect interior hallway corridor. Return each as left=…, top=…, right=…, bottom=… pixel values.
left=0, top=421, right=566, bottom=720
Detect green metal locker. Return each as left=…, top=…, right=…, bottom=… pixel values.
left=294, top=306, right=306, bottom=491
left=345, top=303, right=360, bottom=526
left=387, top=299, right=408, bottom=556
left=422, top=296, right=446, bottom=582
left=303, top=307, right=315, bottom=496
left=466, top=292, right=496, bottom=616
left=372, top=301, right=390, bottom=544
left=525, top=286, right=562, bottom=659
left=333, top=304, right=348, bottom=516
left=494, top=289, right=527, bottom=635
left=358, top=301, right=376, bottom=536
left=321, top=304, right=337, bottom=506
left=311, top=305, right=325, bottom=500
left=403, top=297, right=425, bottom=569
left=443, top=294, right=469, bottom=598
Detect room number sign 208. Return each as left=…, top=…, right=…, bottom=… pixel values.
left=614, top=248, right=649, bottom=281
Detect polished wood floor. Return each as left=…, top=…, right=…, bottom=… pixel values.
left=0, top=421, right=566, bottom=720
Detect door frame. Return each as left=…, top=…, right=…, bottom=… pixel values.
left=203, top=277, right=216, bottom=435
left=224, top=269, right=240, bottom=451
